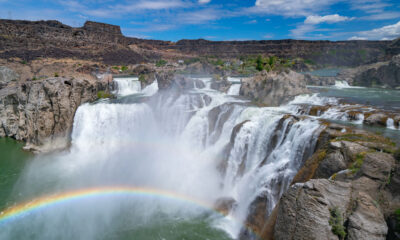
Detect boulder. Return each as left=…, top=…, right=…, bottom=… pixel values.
left=210, top=75, right=231, bottom=92
left=365, top=113, right=388, bottom=127
left=240, top=69, right=309, bottom=106
left=314, top=151, right=347, bottom=178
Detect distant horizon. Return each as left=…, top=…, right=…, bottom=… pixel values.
left=1, top=0, right=399, bottom=41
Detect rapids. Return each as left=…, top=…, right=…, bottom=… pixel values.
left=0, top=76, right=328, bottom=239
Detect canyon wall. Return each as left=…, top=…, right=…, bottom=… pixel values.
left=0, top=19, right=393, bottom=67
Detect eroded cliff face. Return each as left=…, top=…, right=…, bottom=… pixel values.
left=0, top=20, right=149, bottom=64
left=354, top=54, right=400, bottom=89
left=0, top=19, right=393, bottom=67
left=0, top=76, right=112, bottom=151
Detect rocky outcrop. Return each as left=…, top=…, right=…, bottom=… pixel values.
left=0, top=66, right=19, bottom=87
left=354, top=54, right=400, bottom=89
left=210, top=75, right=231, bottom=92
left=240, top=70, right=309, bottom=106
left=267, top=123, right=400, bottom=240
left=0, top=76, right=111, bottom=151
left=156, top=72, right=205, bottom=91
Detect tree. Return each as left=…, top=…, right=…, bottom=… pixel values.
left=256, top=55, right=264, bottom=71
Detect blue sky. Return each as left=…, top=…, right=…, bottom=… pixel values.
left=0, top=0, right=399, bottom=41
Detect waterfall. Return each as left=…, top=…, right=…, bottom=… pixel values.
left=2, top=77, right=325, bottom=240
left=227, top=84, right=241, bottom=95
left=114, top=77, right=141, bottom=96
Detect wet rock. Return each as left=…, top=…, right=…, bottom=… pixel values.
left=132, top=64, right=156, bottom=88
left=214, top=197, right=237, bottom=215
left=210, top=75, right=231, bottom=92
left=240, top=69, right=309, bottom=106
left=365, top=113, right=388, bottom=127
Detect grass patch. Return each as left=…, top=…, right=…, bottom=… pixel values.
left=139, top=74, right=145, bottom=82
left=97, top=91, right=112, bottom=99
left=329, top=207, right=346, bottom=239
left=333, top=133, right=395, bottom=147
left=349, top=152, right=366, bottom=174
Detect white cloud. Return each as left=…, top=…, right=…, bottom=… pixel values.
left=349, top=21, right=400, bottom=40
left=291, top=13, right=352, bottom=38
left=348, top=36, right=368, bottom=40
left=362, top=11, right=400, bottom=20
left=305, top=14, right=353, bottom=25
left=245, top=20, right=257, bottom=24
left=290, top=24, right=316, bottom=38
left=198, top=0, right=211, bottom=4
left=252, top=0, right=339, bottom=17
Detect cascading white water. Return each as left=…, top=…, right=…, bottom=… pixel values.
left=2, top=77, right=326, bottom=240
left=387, top=118, right=397, bottom=130
left=227, top=84, right=241, bottom=95
left=114, top=77, right=141, bottom=96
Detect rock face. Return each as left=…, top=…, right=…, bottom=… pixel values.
left=268, top=124, right=399, bottom=240
left=274, top=179, right=388, bottom=240
left=354, top=54, right=400, bottom=89
left=0, top=66, right=19, bottom=87
left=240, top=70, right=309, bottom=106
left=0, top=77, right=111, bottom=150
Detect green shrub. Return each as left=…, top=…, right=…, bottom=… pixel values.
left=97, top=91, right=112, bottom=99
left=349, top=152, right=366, bottom=174
left=121, top=65, right=128, bottom=71
left=54, top=73, right=59, bottom=77
left=112, top=66, right=119, bottom=70
left=329, top=207, right=346, bottom=239
left=138, top=74, right=145, bottom=82
left=156, top=59, right=167, bottom=67
left=256, top=55, right=264, bottom=71
left=20, top=60, right=27, bottom=64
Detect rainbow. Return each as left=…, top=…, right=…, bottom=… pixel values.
left=0, top=186, right=223, bottom=225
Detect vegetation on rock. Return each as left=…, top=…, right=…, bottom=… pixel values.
left=329, top=207, right=346, bottom=239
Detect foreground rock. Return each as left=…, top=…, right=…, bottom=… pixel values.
left=0, top=76, right=111, bottom=151
left=240, top=69, right=309, bottom=106
left=262, top=123, right=400, bottom=240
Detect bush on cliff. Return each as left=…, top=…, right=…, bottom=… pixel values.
left=329, top=207, right=346, bottom=239
left=97, top=91, right=112, bottom=99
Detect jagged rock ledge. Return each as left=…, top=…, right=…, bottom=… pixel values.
left=0, top=75, right=113, bottom=152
